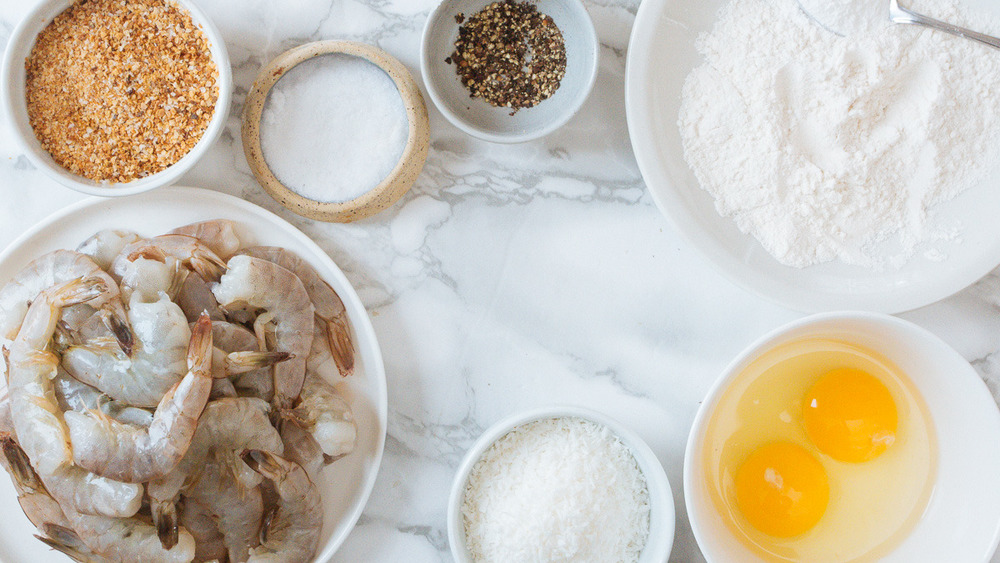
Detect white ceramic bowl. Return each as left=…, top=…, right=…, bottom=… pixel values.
left=625, top=0, right=1000, bottom=313
left=448, top=406, right=675, bottom=562
left=684, top=312, right=1000, bottom=562
left=1, top=0, right=232, bottom=196
left=421, top=0, right=599, bottom=143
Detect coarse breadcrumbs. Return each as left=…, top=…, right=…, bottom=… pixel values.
left=25, top=0, right=218, bottom=184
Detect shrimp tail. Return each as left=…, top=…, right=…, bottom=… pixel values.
left=127, top=246, right=168, bottom=263
left=324, top=315, right=355, bottom=377
left=189, top=252, right=227, bottom=284
left=153, top=500, right=180, bottom=550
left=51, top=277, right=108, bottom=308
left=240, top=449, right=285, bottom=482
left=224, top=350, right=291, bottom=377
left=37, top=524, right=100, bottom=563
left=1, top=433, right=44, bottom=492
left=279, top=405, right=314, bottom=430
left=166, top=262, right=190, bottom=301
left=189, top=312, right=214, bottom=372
left=103, top=309, right=134, bottom=357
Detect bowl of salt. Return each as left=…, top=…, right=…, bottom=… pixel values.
left=243, top=41, right=430, bottom=222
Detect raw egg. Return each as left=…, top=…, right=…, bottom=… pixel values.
left=703, top=338, right=936, bottom=562
left=734, top=442, right=829, bottom=538
left=802, top=368, right=898, bottom=463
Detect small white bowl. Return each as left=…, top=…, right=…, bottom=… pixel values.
left=421, top=0, right=599, bottom=144
left=684, top=312, right=1000, bottom=562
left=448, top=406, right=675, bottom=562
left=1, top=0, right=232, bottom=196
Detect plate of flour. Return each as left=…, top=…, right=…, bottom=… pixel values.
left=626, top=0, right=1000, bottom=313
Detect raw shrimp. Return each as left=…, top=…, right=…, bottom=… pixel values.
left=278, top=422, right=324, bottom=479
left=148, top=397, right=283, bottom=549
left=0, top=434, right=70, bottom=531
left=52, top=487, right=196, bottom=563
left=177, top=272, right=224, bottom=322
left=63, top=292, right=191, bottom=407
left=282, top=370, right=356, bottom=460
left=36, top=523, right=114, bottom=563
left=6, top=277, right=143, bottom=517
left=77, top=230, right=141, bottom=271
left=0, top=440, right=119, bottom=563
left=208, top=320, right=290, bottom=382
left=56, top=305, right=131, bottom=359
left=187, top=453, right=265, bottom=562
left=9, top=277, right=106, bottom=476
left=239, top=246, right=354, bottom=377
left=170, top=220, right=242, bottom=261
left=212, top=256, right=314, bottom=410
left=116, top=255, right=185, bottom=303
left=54, top=370, right=154, bottom=428
left=241, top=450, right=322, bottom=563
left=65, top=314, right=214, bottom=483
left=179, top=497, right=228, bottom=563
left=111, top=234, right=227, bottom=284
left=0, top=251, right=122, bottom=354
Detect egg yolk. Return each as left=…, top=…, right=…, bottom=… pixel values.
left=735, top=442, right=830, bottom=537
left=802, top=368, right=898, bottom=463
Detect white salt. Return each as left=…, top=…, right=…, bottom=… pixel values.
left=260, top=53, right=409, bottom=203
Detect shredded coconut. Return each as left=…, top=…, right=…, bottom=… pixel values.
left=461, top=417, right=650, bottom=563
left=679, top=0, right=1000, bottom=269
left=261, top=54, right=408, bottom=203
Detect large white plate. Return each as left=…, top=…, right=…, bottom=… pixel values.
left=0, top=186, right=387, bottom=562
left=625, top=0, right=1000, bottom=313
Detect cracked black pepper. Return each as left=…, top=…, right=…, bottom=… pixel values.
left=446, top=0, right=567, bottom=112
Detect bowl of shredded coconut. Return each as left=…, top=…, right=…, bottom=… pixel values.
left=447, top=406, right=675, bottom=563
left=626, top=0, right=1000, bottom=313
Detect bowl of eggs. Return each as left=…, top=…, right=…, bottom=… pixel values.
left=685, top=312, right=1000, bottom=562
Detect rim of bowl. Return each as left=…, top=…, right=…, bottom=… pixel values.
left=683, top=311, right=1000, bottom=562
left=420, top=0, right=600, bottom=144
left=241, top=40, right=430, bottom=223
left=447, top=405, right=675, bottom=563
left=0, top=0, right=233, bottom=197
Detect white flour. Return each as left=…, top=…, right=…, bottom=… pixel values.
left=679, top=0, right=1000, bottom=269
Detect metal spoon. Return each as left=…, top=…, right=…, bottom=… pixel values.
left=888, top=0, right=1000, bottom=49
left=798, top=0, right=1000, bottom=48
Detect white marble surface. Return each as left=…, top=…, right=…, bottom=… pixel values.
left=2, top=0, right=1000, bottom=561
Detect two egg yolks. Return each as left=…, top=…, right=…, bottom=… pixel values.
left=734, top=368, right=899, bottom=537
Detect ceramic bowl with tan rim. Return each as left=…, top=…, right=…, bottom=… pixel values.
left=242, top=41, right=430, bottom=223
left=0, top=0, right=232, bottom=197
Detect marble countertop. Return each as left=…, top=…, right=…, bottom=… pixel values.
left=2, top=0, right=1000, bottom=561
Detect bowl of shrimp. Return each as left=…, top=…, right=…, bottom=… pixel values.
left=0, top=186, right=387, bottom=562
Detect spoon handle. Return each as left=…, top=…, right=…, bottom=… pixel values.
left=890, top=3, right=1000, bottom=49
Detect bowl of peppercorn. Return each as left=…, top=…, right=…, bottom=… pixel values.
left=421, top=0, right=598, bottom=144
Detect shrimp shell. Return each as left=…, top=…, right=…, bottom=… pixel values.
left=169, top=220, right=242, bottom=261
left=0, top=251, right=122, bottom=369
left=239, top=246, right=354, bottom=377
left=241, top=450, right=322, bottom=563
left=111, top=234, right=227, bottom=284
left=66, top=314, right=213, bottom=483
left=187, top=452, right=265, bottom=562
left=212, top=256, right=314, bottom=411
left=283, top=370, right=356, bottom=460
left=62, top=292, right=191, bottom=407
left=148, top=397, right=283, bottom=550
left=76, top=230, right=142, bottom=271
left=179, top=496, right=228, bottom=563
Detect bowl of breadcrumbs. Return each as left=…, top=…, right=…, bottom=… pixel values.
left=1, top=0, right=231, bottom=196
